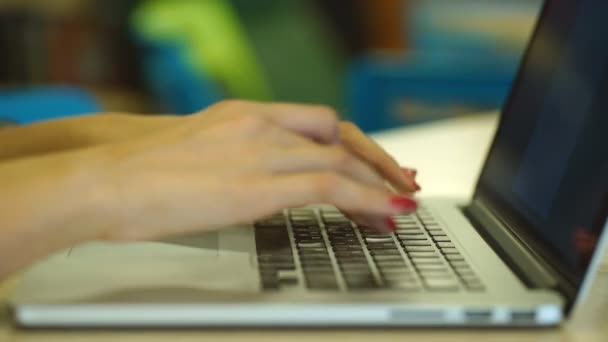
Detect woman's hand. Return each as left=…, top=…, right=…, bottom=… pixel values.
left=98, top=100, right=419, bottom=240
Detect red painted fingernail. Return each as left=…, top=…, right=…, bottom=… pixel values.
left=384, top=217, right=398, bottom=232
left=390, top=196, right=418, bottom=211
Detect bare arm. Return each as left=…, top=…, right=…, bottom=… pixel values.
left=0, top=148, right=110, bottom=279
left=0, top=100, right=419, bottom=279
left=0, top=113, right=176, bottom=161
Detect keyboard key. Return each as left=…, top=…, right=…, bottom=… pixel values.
left=290, top=219, right=317, bottom=226
left=445, top=254, right=465, bottom=261
left=394, top=216, right=417, bottom=222
left=428, top=230, right=447, bottom=236
left=367, top=243, right=399, bottom=250
left=376, top=261, right=408, bottom=269
left=298, top=242, right=325, bottom=248
left=382, top=272, right=416, bottom=281
left=369, top=249, right=401, bottom=256
left=440, top=247, right=460, bottom=255
left=302, top=266, right=334, bottom=275
left=306, top=282, right=339, bottom=290
left=323, top=216, right=351, bottom=223
left=378, top=268, right=411, bottom=277
left=411, top=258, right=444, bottom=265
left=423, top=278, right=460, bottom=291
left=255, top=234, right=291, bottom=251
left=372, top=254, right=404, bottom=261
left=306, top=278, right=339, bottom=290
left=344, top=278, right=378, bottom=290
left=257, top=254, right=293, bottom=262
left=299, top=254, right=331, bottom=261
left=337, top=258, right=369, bottom=266
left=408, top=251, right=441, bottom=258
left=362, top=233, right=391, bottom=239
left=277, top=270, right=299, bottom=285
left=335, top=251, right=365, bottom=259
left=301, top=262, right=333, bottom=271
left=415, top=263, right=450, bottom=271
left=295, top=236, right=323, bottom=243
left=449, top=260, right=471, bottom=269
left=396, top=230, right=424, bottom=236
left=325, top=222, right=353, bottom=230
left=384, top=279, right=420, bottom=290
left=260, top=272, right=280, bottom=290
left=396, top=224, right=421, bottom=229
left=339, top=263, right=371, bottom=272
left=365, top=237, right=394, bottom=243
left=298, top=247, right=327, bottom=254
left=404, top=246, right=436, bottom=252
left=401, top=240, right=432, bottom=246
left=258, top=261, right=296, bottom=270
left=437, top=242, right=455, bottom=248
left=333, top=251, right=365, bottom=258
left=330, top=237, right=360, bottom=243
left=455, top=269, right=477, bottom=278
left=432, top=236, right=451, bottom=242
left=398, top=235, right=428, bottom=241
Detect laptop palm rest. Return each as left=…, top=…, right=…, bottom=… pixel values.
left=12, top=230, right=259, bottom=306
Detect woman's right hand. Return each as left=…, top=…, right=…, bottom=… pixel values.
left=97, top=100, right=418, bottom=241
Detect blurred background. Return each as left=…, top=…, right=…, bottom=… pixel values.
left=0, top=0, right=542, bottom=132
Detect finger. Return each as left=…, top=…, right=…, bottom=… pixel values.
left=254, top=102, right=341, bottom=144
left=340, top=121, right=417, bottom=193
left=257, top=172, right=418, bottom=217
left=401, top=167, right=417, bottom=179
left=264, top=144, right=386, bottom=189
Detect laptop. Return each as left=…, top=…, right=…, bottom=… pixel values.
left=9, top=0, right=608, bottom=327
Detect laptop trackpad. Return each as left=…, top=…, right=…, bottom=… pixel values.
left=18, top=229, right=259, bottom=303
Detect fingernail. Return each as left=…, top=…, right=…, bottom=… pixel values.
left=390, top=196, right=418, bottom=211
left=384, top=217, right=398, bottom=232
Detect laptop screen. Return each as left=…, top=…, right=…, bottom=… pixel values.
left=477, top=0, right=608, bottom=286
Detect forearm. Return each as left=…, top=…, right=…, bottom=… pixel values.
left=0, top=113, right=177, bottom=161
left=0, top=114, right=114, bottom=160
left=0, top=148, right=114, bottom=279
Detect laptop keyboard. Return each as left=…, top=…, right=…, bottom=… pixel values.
left=254, top=207, right=485, bottom=292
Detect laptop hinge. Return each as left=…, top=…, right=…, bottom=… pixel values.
left=464, top=199, right=559, bottom=289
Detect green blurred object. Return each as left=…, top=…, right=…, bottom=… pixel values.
left=231, top=0, right=346, bottom=111
left=132, top=0, right=272, bottom=100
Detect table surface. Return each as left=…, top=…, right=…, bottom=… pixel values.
left=2, top=113, right=607, bottom=341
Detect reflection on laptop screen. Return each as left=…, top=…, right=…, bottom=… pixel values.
left=479, top=0, right=608, bottom=284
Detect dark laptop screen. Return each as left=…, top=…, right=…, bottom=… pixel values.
left=477, top=0, right=608, bottom=285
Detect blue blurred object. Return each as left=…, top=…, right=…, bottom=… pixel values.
left=0, top=87, right=101, bottom=125
left=345, top=1, right=540, bottom=132
left=347, top=53, right=518, bottom=133
left=138, top=41, right=222, bottom=114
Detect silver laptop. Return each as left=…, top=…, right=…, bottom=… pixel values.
left=9, top=0, right=608, bottom=328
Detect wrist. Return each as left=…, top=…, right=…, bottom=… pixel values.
left=72, top=146, right=126, bottom=241
left=39, top=146, right=122, bottom=244
left=0, top=148, right=120, bottom=276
